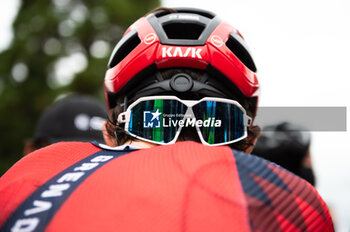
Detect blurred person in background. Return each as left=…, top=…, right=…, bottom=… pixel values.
left=23, top=95, right=107, bottom=155
left=252, top=121, right=316, bottom=185
left=0, top=7, right=333, bottom=231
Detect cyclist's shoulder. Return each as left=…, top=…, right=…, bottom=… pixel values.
left=231, top=148, right=311, bottom=192
left=28, top=141, right=103, bottom=164
left=1, top=142, right=99, bottom=181
left=230, top=148, right=329, bottom=207
left=231, top=149, right=334, bottom=231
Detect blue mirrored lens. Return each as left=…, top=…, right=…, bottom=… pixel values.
left=192, top=101, right=245, bottom=144
left=129, top=99, right=187, bottom=143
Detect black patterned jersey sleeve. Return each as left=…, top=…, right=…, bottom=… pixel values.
left=232, top=149, right=334, bottom=232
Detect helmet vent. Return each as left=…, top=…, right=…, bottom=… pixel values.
left=163, top=23, right=205, bottom=40
left=154, top=8, right=215, bottom=19
left=226, top=35, right=257, bottom=72
left=108, top=31, right=141, bottom=68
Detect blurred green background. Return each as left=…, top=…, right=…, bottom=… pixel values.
left=0, top=0, right=160, bottom=175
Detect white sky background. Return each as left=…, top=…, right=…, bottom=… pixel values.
left=1, top=0, right=350, bottom=230
left=0, top=1, right=19, bottom=52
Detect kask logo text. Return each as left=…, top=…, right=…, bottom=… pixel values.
left=162, top=47, right=202, bottom=59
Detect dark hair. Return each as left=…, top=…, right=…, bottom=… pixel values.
left=26, top=138, right=50, bottom=150
left=106, top=68, right=260, bottom=150
left=144, top=7, right=177, bottom=16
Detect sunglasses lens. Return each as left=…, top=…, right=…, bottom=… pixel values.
left=128, top=99, right=187, bottom=143
left=192, top=101, right=246, bottom=144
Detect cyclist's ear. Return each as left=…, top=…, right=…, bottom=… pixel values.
left=23, top=139, right=36, bottom=156
left=102, top=121, right=117, bottom=147
left=244, top=125, right=261, bottom=154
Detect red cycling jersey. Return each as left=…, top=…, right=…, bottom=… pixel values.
left=0, top=141, right=334, bottom=232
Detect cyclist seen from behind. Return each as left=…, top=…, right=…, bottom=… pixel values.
left=0, top=7, right=334, bottom=232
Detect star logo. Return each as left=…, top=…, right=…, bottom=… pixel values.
left=150, top=109, right=161, bottom=121
left=143, top=110, right=162, bottom=128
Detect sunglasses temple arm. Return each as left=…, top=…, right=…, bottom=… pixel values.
left=245, top=115, right=253, bottom=127
left=117, top=112, right=129, bottom=124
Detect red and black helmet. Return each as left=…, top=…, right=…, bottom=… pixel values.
left=104, top=8, right=259, bottom=114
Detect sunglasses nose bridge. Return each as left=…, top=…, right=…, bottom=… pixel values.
left=184, top=107, right=193, bottom=116
left=183, top=101, right=198, bottom=108
left=181, top=99, right=200, bottom=119
left=181, top=106, right=205, bottom=143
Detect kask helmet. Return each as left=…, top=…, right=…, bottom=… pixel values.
left=104, top=8, right=259, bottom=114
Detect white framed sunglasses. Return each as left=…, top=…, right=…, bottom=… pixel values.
left=117, top=96, right=252, bottom=146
